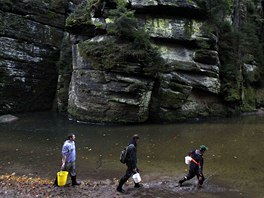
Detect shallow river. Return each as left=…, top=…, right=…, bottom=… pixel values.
left=0, top=111, right=263, bottom=197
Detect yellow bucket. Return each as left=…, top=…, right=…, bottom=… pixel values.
left=57, top=171, right=68, bottom=186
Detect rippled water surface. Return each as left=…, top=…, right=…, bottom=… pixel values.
left=0, top=112, right=263, bottom=197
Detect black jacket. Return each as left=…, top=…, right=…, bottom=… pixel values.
left=126, top=139, right=137, bottom=169
left=189, top=149, right=204, bottom=175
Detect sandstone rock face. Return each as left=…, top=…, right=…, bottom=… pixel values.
left=0, top=0, right=67, bottom=114
left=68, top=44, right=154, bottom=123
left=1, top=1, right=262, bottom=123
left=67, top=0, right=226, bottom=123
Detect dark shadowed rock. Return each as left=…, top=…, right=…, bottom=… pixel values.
left=0, top=0, right=66, bottom=114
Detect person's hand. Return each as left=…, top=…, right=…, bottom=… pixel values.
left=61, top=162, right=65, bottom=170
left=133, top=168, right=137, bottom=174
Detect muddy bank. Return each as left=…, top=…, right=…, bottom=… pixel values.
left=0, top=173, right=250, bottom=198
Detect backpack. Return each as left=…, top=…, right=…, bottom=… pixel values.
left=120, top=146, right=128, bottom=164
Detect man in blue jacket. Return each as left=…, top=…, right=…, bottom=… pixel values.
left=54, top=133, right=81, bottom=186
left=117, top=134, right=141, bottom=193
left=179, top=145, right=208, bottom=187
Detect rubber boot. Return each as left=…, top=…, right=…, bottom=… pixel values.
left=179, top=177, right=187, bottom=187
left=134, top=183, right=142, bottom=188
left=116, top=178, right=126, bottom=193
left=71, top=176, right=81, bottom=186
left=53, top=177, right=58, bottom=186
left=198, top=175, right=204, bottom=187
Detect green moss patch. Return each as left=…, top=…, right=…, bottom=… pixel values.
left=79, top=36, right=160, bottom=72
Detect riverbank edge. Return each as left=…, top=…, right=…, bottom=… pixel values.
left=0, top=173, right=253, bottom=198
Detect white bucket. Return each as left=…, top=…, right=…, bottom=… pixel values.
left=132, top=173, right=141, bottom=183
left=185, top=156, right=192, bottom=165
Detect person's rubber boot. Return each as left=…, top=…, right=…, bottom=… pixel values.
left=134, top=183, right=143, bottom=188
left=198, top=176, right=204, bottom=188
left=53, top=177, right=58, bottom=187
left=116, top=186, right=125, bottom=193
left=197, top=183, right=203, bottom=188
left=116, top=182, right=125, bottom=193
left=116, top=178, right=126, bottom=193
left=179, top=177, right=187, bottom=187
left=71, top=176, right=81, bottom=186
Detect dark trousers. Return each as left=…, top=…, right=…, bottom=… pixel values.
left=117, top=166, right=134, bottom=189
left=186, top=169, right=205, bottom=185
left=62, top=161, right=76, bottom=177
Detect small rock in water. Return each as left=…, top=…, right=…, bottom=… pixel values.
left=0, top=114, right=19, bottom=123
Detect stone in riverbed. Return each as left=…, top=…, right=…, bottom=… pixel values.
left=0, top=114, right=18, bottom=123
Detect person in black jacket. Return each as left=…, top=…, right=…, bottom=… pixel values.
left=117, top=134, right=141, bottom=193
left=179, top=145, right=208, bottom=187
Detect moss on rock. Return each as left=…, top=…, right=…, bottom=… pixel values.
left=256, top=89, right=264, bottom=108
left=78, top=36, right=161, bottom=74
left=242, top=86, right=256, bottom=112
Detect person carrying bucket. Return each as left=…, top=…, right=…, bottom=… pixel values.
left=54, top=133, right=81, bottom=186
left=178, top=145, right=208, bottom=187
left=117, top=134, right=142, bottom=193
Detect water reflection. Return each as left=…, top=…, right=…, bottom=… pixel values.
left=0, top=112, right=263, bottom=196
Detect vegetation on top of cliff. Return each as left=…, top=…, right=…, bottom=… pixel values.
left=77, top=0, right=162, bottom=73
left=79, top=35, right=160, bottom=74
left=106, top=5, right=137, bottom=39
left=65, top=3, right=92, bottom=29
left=65, top=0, right=117, bottom=29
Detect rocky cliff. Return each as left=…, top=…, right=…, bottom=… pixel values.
left=64, top=0, right=226, bottom=123
left=1, top=0, right=264, bottom=124
left=0, top=0, right=67, bottom=113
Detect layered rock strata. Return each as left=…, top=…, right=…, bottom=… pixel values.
left=67, top=0, right=226, bottom=123
left=0, top=0, right=67, bottom=113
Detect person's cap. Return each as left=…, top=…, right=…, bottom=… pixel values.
left=133, top=134, right=139, bottom=139
left=200, top=145, right=208, bottom=151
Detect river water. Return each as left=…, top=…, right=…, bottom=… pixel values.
left=0, top=111, right=263, bottom=197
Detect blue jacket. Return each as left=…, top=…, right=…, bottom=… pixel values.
left=62, top=140, right=76, bottom=163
